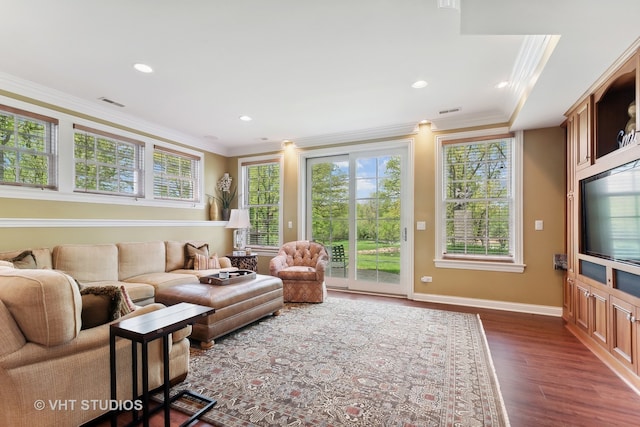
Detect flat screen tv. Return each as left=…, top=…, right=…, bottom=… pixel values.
left=581, top=159, right=640, bottom=266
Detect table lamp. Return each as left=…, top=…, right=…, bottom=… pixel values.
left=226, top=209, right=251, bottom=251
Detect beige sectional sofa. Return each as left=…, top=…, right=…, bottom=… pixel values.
left=51, top=240, right=236, bottom=305
left=0, top=266, right=191, bottom=427
left=0, top=240, right=240, bottom=426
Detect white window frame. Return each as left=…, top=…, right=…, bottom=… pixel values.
left=238, top=154, right=284, bottom=254
left=434, top=128, right=525, bottom=273
left=0, top=104, right=58, bottom=189
left=0, top=96, right=205, bottom=209
left=152, top=145, right=201, bottom=202
left=73, top=124, right=144, bottom=197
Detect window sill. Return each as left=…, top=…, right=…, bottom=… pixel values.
left=434, top=258, right=526, bottom=273
left=249, top=247, right=279, bottom=257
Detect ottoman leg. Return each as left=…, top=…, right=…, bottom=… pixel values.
left=200, top=339, right=215, bottom=350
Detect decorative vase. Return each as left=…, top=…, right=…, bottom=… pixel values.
left=209, top=199, right=221, bottom=221
left=221, top=208, right=231, bottom=221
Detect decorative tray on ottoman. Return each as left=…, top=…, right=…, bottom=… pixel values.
left=199, top=270, right=256, bottom=285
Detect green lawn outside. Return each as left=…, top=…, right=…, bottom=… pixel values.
left=329, top=240, right=400, bottom=274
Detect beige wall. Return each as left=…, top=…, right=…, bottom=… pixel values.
left=412, top=125, right=567, bottom=306
left=0, top=224, right=232, bottom=254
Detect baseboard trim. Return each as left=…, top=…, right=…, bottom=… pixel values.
left=412, top=292, right=562, bottom=317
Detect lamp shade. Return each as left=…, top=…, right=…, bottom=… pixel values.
left=225, top=209, right=251, bottom=229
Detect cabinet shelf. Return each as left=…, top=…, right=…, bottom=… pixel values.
left=593, top=56, right=637, bottom=160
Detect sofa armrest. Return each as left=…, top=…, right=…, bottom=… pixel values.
left=0, top=300, right=26, bottom=357
left=219, top=256, right=232, bottom=268
left=269, top=254, right=288, bottom=276
left=0, top=303, right=182, bottom=370
left=315, top=256, right=329, bottom=282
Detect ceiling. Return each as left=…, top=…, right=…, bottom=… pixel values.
left=1, top=0, right=639, bottom=156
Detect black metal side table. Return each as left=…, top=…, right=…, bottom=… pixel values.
left=226, top=253, right=258, bottom=272
left=110, top=302, right=216, bottom=427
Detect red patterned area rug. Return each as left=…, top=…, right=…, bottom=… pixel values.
left=161, top=297, right=510, bottom=426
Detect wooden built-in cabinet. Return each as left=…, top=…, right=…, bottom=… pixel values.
left=610, top=295, right=636, bottom=372
left=574, top=279, right=609, bottom=351
left=571, top=98, right=593, bottom=170
left=562, top=274, right=575, bottom=322
left=564, top=42, right=640, bottom=391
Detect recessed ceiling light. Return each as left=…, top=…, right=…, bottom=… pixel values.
left=412, top=80, right=428, bottom=89
left=239, top=115, right=253, bottom=122
left=133, top=63, right=153, bottom=73
left=419, top=119, right=429, bottom=124
left=495, top=81, right=509, bottom=89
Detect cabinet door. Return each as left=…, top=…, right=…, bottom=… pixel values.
left=575, top=281, right=591, bottom=333
left=611, top=296, right=635, bottom=371
left=575, top=99, right=592, bottom=170
left=563, top=274, right=575, bottom=323
left=590, top=287, right=609, bottom=350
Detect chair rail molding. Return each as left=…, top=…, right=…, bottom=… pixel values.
left=0, top=218, right=227, bottom=228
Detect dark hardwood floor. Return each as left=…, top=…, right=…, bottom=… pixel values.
left=101, top=291, right=640, bottom=427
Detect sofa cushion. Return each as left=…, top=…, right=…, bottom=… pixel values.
left=0, top=269, right=82, bottom=346
left=53, top=244, right=119, bottom=281
left=165, top=240, right=189, bottom=272
left=0, top=299, right=26, bottom=356
left=124, top=272, right=198, bottom=291
left=278, top=266, right=318, bottom=281
left=117, top=241, right=166, bottom=280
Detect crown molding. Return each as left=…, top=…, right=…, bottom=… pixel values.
left=226, top=122, right=419, bottom=157
left=225, top=122, right=419, bottom=157
left=430, top=110, right=509, bottom=131
left=295, top=122, right=419, bottom=147
left=0, top=72, right=227, bottom=155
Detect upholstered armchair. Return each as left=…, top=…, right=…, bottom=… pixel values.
left=269, top=240, right=329, bottom=303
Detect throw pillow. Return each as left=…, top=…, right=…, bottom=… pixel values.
left=120, top=285, right=137, bottom=314
left=193, top=253, right=221, bottom=270
left=79, top=286, right=124, bottom=329
left=8, top=250, right=37, bottom=269
left=184, top=243, right=209, bottom=269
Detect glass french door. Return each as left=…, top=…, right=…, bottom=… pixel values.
left=306, top=147, right=410, bottom=296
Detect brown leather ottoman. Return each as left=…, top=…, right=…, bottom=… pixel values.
left=155, top=274, right=283, bottom=349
